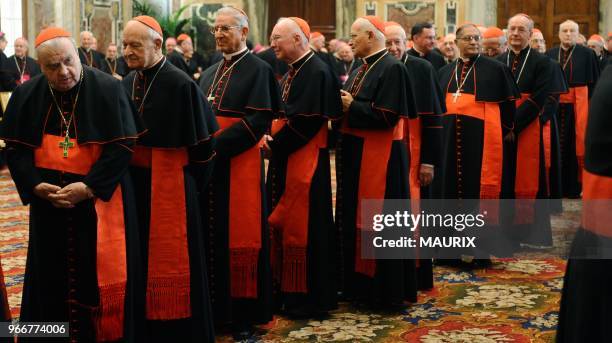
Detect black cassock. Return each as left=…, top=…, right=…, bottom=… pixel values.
left=266, top=51, right=342, bottom=315
left=498, top=47, right=556, bottom=246
left=546, top=44, right=599, bottom=197
left=256, top=48, right=289, bottom=81
left=78, top=47, right=105, bottom=70
left=408, top=48, right=447, bottom=72
left=437, top=55, right=519, bottom=258
left=101, top=57, right=130, bottom=77
left=402, top=53, right=445, bottom=289
left=167, top=50, right=198, bottom=80
left=556, top=64, right=612, bottom=343
left=0, top=66, right=144, bottom=342
left=123, top=58, right=217, bottom=343
left=0, top=55, right=41, bottom=91
left=336, top=49, right=419, bottom=306
left=199, top=50, right=280, bottom=327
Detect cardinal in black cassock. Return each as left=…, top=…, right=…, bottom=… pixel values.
left=556, top=63, right=612, bottom=343
left=122, top=16, right=217, bottom=343
left=0, top=27, right=144, bottom=342
left=498, top=14, right=557, bottom=247
left=1, top=37, right=41, bottom=91
left=199, top=6, right=280, bottom=332
left=265, top=17, right=342, bottom=317
left=546, top=24, right=599, bottom=197
left=437, top=24, right=519, bottom=262
left=337, top=16, right=418, bottom=307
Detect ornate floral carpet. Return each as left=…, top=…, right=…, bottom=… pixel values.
left=0, top=168, right=580, bottom=342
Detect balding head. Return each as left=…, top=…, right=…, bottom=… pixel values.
left=270, top=17, right=310, bottom=63
left=441, top=34, right=458, bottom=60
left=385, top=24, right=407, bottom=59
left=122, top=19, right=163, bottom=70
left=507, top=14, right=532, bottom=52
left=350, top=17, right=385, bottom=58
left=337, top=42, right=354, bottom=62
left=14, top=37, right=29, bottom=58
left=37, top=37, right=82, bottom=92
left=559, top=20, right=579, bottom=48
left=80, top=31, right=93, bottom=50
left=530, top=30, right=546, bottom=53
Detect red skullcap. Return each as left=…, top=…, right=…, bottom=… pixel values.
left=133, top=15, right=163, bottom=37
left=35, top=27, right=72, bottom=48
left=362, top=16, right=386, bottom=33
left=289, top=17, right=310, bottom=39
left=483, top=27, right=505, bottom=39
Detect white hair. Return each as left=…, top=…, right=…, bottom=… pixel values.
left=560, top=20, right=579, bottom=32
left=217, top=7, right=249, bottom=28
left=277, top=17, right=308, bottom=46
left=80, top=31, right=93, bottom=39
left=509, top=14, right=534, bottom=31
left=385, top=24, right=407, bottom=41
left=355, top=18, right=385, bottom=42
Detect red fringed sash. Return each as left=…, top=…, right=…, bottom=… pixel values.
left=559, top=86, right=589, bottom=181
left=445, top=93, right=503, bottom=223
left=341, top=119, right=404, bottom=278
left=216, top=116, right=262, bottom=298
left=514, top=93, right=540, bottom=223
left=268, top=119, right=327, bottom=293
left=406, top=118, right=421, bottom=265
left=35, top=134, right=127, bottom=341
left=131, top=146, right=191, bottom=320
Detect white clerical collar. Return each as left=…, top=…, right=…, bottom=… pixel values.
left=174, top=46, right=184, bottom=54
left=361, top=48, right=387, bottom=63
left=413, top=46, right=426, bottom=56
left=290, top=50, right=312, bottom=67
left=223, top=46, right=248, bottom=60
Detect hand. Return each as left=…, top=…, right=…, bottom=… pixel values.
left=49, top=182, right=94, bottom=207
left=262, top=134, right=273, bottom=159
left=34, top=183, right=72, bottom=208
left=419, top=164, right=434, bottom=186
left=193, top=73, right=201, bottom=80
left=112, top=73, right=123, bottom=80
left=340, top=90, right=353, bottom=113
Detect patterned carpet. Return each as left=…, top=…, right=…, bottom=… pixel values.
left=0, top=168, right=580, bottom=342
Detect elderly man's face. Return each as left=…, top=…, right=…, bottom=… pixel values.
left=559, top=23, right=578, bottom=46
left=106, top=45, right=118, bottom=59
left=442, top=36, right=457, bottom=58
left=311, top=36, right=325, bottom=50
left=270, top=21, right=298, bottom=63
left=508, top=16, right=531, bottom=50
left=587, top=41, right=603, bottom=56
left=349, top=22, right=372, bottom=58
left=165, top=38, right=176, bottom=52
left=456, top=26, right=481, bottom=59
left=122, top=21, right=161, bottom=70
left=180, top=38, right=193, bottom=53
left=482, top=38, right=504, bottom=57
left=385, top=27, right=406, bottom=60
left=214, top=14, right=247, bottom=54
left=337, top=43, right=353, bottom=62
left=39, top=38, right=82, bottom=92
left=81, top=32, right=93, bottom=49
left=14, top=38, right=28, bottom=58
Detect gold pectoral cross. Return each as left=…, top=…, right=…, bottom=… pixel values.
left=452, top=90, right=462, bottom=103
left=207, top=96, right=215, bottom=102
left=59, top=135, right=74, bottom=158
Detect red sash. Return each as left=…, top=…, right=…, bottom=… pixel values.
left=445, top=93, right=503, bottom=222
left=130, top=146, right=191, bottom=320
left=405, top=118, right=422, bottom=265
left=559, top=86, right=589, bottom=180
left=34, top=134, right=127, bottom=341
left=216, top=116, right=262, bottom=298
left=341, top=119, right=404, bottom=277
left=582, top=170, right=612, bottom=237
left=268, top=119, right=327, bottom=293
left=514, top=93, right=547, bottom=223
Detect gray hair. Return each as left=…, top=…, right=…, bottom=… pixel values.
left=355, top=18, right=385, bottom=42
left=217, top=6, right=249, bottom=28
left=36, top=36, right=78, bottom=55
left=385, top=24, right=407, bottom=41
left=509, top=14, right=534, bottom=32
left=560, top=20, right=579, bottom=32
left=80, top=30, right=93, bottom=39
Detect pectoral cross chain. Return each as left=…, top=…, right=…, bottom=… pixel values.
left=452, top=90, right=462, bottom=103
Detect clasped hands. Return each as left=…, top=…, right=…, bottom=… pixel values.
left=33, top=182, right=94, bottom=208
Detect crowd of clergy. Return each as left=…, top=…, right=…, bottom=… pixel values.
left=0, top=6, right=610, bottom=342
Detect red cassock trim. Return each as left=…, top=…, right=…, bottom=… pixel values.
left=268, top=119, right=327, bottom=293
left=341, top=119, right=404, bottom=278
left=445, top=93, right=503, bottom=224
left=559, top=86, right=589, bottom=181
left=130, top=145, right=192, bottom=320
left=582, top=170, right=612, bottom=237
left=216, top=116, right=262, bottom=299
left=34, top=134, right=127, bottom=341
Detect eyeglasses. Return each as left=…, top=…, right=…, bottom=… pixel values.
left=457, top=35, right=481, bottom=42
left=209, top=25, right=241, bottom=35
